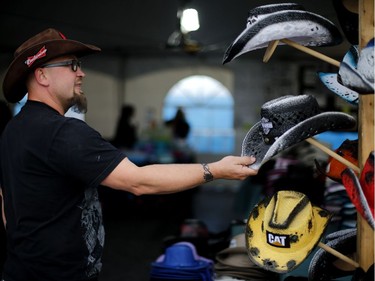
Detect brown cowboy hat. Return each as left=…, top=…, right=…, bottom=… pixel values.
left=2, top=28, right=101, bottom=103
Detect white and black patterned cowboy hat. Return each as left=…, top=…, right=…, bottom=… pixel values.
left=242, top=94, right=356, bottom=170
left=318, top=45, right=360, bottom=105
left=339, top=39, right=374, bottom=94
left=223, top=3, right=343, bottom=63
left=318, top=72, right=359, bottom=105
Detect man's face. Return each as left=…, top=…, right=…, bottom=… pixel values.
left=40, top=55, right=88, bottom=113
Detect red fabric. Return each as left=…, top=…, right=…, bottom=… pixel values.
left=360, top=152, right=374, bottom=216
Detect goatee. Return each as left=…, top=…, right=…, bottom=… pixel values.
left=70, top=91, right=88, bottom=114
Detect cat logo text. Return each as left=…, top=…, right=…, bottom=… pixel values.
left=266, top=231, right=291, bottom=248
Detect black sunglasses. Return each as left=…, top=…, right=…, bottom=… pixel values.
left=41, top=59, right=82, bottom=72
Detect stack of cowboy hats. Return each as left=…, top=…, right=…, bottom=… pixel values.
left=150, top=242, right=214, bottom=281
left=214, top=233, right=280, bottom=280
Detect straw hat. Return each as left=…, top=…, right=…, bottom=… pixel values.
left=215, top=233, right=280, bottom=280
left=246, top=190, right=332, bottom=273
left=241, top=94, right=356, bottom=170
left=3, top=28, right=101, bottom=103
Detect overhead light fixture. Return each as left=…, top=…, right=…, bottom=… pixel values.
left=180, top=8, right=200, bottom=33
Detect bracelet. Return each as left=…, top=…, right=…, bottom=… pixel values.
left=202, top=163, right=213, bottom=182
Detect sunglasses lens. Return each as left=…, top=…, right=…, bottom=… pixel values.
left=72, top=60, right=81, bottom=72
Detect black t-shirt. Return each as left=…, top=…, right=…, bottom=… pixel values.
left=0, top=101, right=126, bottom=281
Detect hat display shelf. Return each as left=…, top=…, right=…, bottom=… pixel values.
left=222, top=3, right=361, bottom=171
left=222, top=0, right=374, bottom=273
left=263, top=0, right=375, bottom=272
left=263, top=0, right=374, bottom=271
left=262, top=38, right=341, bottom=67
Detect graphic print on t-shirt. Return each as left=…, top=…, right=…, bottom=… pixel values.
left=80, top=187, right=104, bottom=278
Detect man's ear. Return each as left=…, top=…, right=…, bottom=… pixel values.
left=33, top=67, right=49, bottom=86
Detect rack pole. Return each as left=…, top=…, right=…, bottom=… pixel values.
left=357, top=0, right=374, bottom=272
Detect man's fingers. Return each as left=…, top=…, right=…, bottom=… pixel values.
left=239, top=155, right=256, bottom=166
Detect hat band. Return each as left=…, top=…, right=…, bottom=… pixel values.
left=259, top=106, right=320, bottom=145
left=260, top=117, right=275, bottom=144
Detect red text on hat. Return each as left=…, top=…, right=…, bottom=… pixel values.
left=58, top=31, right=67, bottom=39
left=25, top=46, right=47, bottom=67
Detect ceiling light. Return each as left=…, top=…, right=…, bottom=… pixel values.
left=180, top=8, right=200, bottom=33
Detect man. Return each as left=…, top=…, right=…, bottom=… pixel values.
left=0, top=28, right=257, bottom=281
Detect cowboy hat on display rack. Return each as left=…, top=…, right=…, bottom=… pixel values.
left=222, top=2, right=343, bottom=64
left=246, top=190, right=332, bottom=273
left=241, top=94, right=356, bottom=170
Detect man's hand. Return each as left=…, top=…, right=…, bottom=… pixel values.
left=210, top=155, right=258, bottom=180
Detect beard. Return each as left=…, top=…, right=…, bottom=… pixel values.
left=69, top=90, right=88, bottom=114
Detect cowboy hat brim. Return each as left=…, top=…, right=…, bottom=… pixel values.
left=242, top=112, right=356, bottom=170
left=339, top=60, right=375, bottom=94
left=152, top=242, right=213, bottom=270
left=245, top=197, right=331, bottom=273
left=360, top=151, right=374, bottom=211
left=341, top=167, right=375, bottom=230
left=216, top=247, right=252, bottom=268
left=3, top=39, right=100, bottom=103
left=308, top=228, right=357, bottom=281
left=223, top=10, right=342, bottom=64
left=215, top=264, right=277, bottom=280
left=318, top=72, right=359, bottom=105
left=339, top=41, right=374, bottom=94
